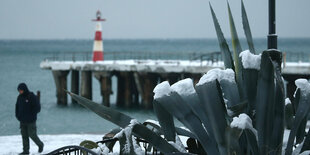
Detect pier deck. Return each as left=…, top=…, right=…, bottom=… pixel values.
left=41, top=60, right=310, bottom=75
left=40, top=59, right=310, bottom=108
left=40, top=60, right=222, bottom=73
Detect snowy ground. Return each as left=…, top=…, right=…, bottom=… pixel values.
left=0, top=134, right=103, bottom=155
left=0, top=129, right=308, bottom=155
left=0, top=134, right=188, bottom=155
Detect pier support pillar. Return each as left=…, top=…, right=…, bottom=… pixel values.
left=71, top=70, right=79, bottom=104
left=52, top=70, right=69, bottom=105
left=81, top=71, right=92, bottom=100
left=116, top=72, right=135, bottom=108
left=140, top=73, right=158, bottom=109
left=124, top=73, right=132, bottom=107
left=116, top=73, right=125, bottom=107
left=94, top=72, right=112, bottom=107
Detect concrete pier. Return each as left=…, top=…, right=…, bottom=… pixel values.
left=81, top=71, right=92, bottom=100
left=42, top=60, right=310, bottom=108
left=71, top=70, right=79, bottom=104
left=52, top=70, right=69, bottom=105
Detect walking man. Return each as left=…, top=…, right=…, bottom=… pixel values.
left=15, top=83, right=44, bottom=154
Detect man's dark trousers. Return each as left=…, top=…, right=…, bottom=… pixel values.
left=20, top=122, right=43, bottom=153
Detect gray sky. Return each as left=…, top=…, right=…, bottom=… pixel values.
left=0, top=0, right=309, bottom=39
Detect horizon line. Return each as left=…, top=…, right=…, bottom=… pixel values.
left=1, top=37, right=310, bottom=41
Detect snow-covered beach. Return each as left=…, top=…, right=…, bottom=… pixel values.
left=0, top=133, right=190, bottom=155
left=0, top=134, right=103, bottom=155
left=0, top=129, right=307, bottom=155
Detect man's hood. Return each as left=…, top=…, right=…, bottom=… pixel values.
left=17, top=83, right=29, bottom=95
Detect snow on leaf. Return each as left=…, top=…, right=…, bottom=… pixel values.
left=230, top=113, right=257, bottom=138
left=171, top=78, right=196, bottom=96
left=153, top=81, right=172, bottom=99
left=197, top=68, right=235, bottom=86
left=239, top=50, right=261, bottom=70
left=295, top=79, right=310, bottom=96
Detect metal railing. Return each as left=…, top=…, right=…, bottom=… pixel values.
left=42, top=51, right=310, bottom=65
left=47, top=137, right=159, bottom=155
left=43, top=51, right=223, bottom=63
left=283, top=52, right=310, bottom=63
left=47, top=145, right=98, bottom=155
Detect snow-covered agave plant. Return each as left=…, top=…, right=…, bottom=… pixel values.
left=65, top=1, right=310, bottom=155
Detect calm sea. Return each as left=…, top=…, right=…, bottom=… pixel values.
left=0, top=38, right=310, bottom=136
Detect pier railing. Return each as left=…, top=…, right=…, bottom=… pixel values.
left=43, top=51, right=223, bottom=63
left=43, top=51, right=310, bottom=64
left=283, top=52, right=310, bottom=63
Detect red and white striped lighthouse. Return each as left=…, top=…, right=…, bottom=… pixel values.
left=92, top=10, right=106, bottom=62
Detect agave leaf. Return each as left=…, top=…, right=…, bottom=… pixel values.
left=285, top=87, right=310, bottom=155
left=270, top=63, right=285, bottom=155
left=171, top=79, right=216, bottom=143
left=241, top=0, right=255, bottom=54
left=244, top=129, right=259, bottom=155
left=292, top=89, right=301, bottom=115
left=118, top=130, right=135, bottom=155
left=227, top=2, right=245, bottom=101
left=284, top=103, right=294, bottom=129
left=143, top=120, right=197, bottom=139
left=296, top=117, right=307, bottom=144
left=195, top=80, right=229, bottom=155
left=103, top=128, right=122, bottom=151
left=226, top=127, right=243, bottom=154
left=155, top=92, right=219, bottom=155
left=104, top=128, right=122, bottom=138
left=255, top=51, right=275, bottom=154
left=143, top=121, right=162, bottom=133
left=300, top=128, right=310, bottom=154
left=179, top=93, right=214, bottom=135
left=178, top=92, right=215, bottom=140
left=66, top=91, right=178, bottom=153
left=238, top=133, right=248, bottom=154
left=209, top=3, right=235, bottom=70
left=175, top=127, right=198, bottom=140
left=227, top=102, right=247, bottom=117
left=219, top=79, right=241, bottom=108
left=242, top=69, right=258, bottom=119
left=153, top=101, right=176, bottom=142
left=103, top=128, right=121, bottom=151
